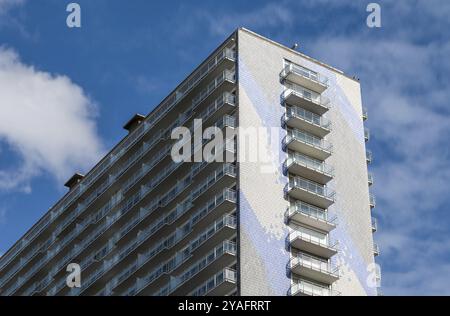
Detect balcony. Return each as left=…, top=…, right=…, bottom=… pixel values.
left=179, top=215, right=237, bottom=267
left=285, top=153, right=333, bottom=184
left=284, top=129, right=332, bottom=161
left=285, top=106, right=331, bottom=137
left=198, top=92, right=236, bottom=127
left=369, top=194, right=376, bottom=208
left=368, top=172, right=374, bottom=186
left=281, top=63, right=329, bottom=93
left=289, top=253, right=339, bottom=284
left=191, top=70, right=236, bottom=112
left=282, top=84, right=330, bottom=115
left=362, top=107, right=368, bottom=121
left=373, top=243, right=380, bottom=256
left=147, top=240, right=237, bottom=296
left=286, top=201, right=336, bottom=233
left=169, top=241, right=237, bottom=296
left=286, top=177, right=335, bottom=209
left=190, top=268, right=237, bottom=296
left=372, top=217, right=378, bottom=233
left=289, top=279, right=340, bottom=296
left=365, top=128, right=370, bottom=142
left=366, top=150, right=372, bottom=164
left=289, top=231, right=338, bottom=259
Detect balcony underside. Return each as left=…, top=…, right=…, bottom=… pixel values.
left=290, top=263, right=339, bottom=284
left=287, top=211, right=335, bottom=233
left=286, top=162, right=333, bottom=185
left=205, top=279, right=236, bottom=296
left=287, top=187, right=333, bottom=209
left=284, top=92, right=328, bottom=115
left=283, top=72, right=328, bottom=94
left=290, top=286, right=334, bottom=297
left=290, top=236, right=337, bottom=259
left=170, top=253, right=236, bottom=296
left=285, top=116, right=330, bottom=138
left=285, top=139, right=331, bottom=161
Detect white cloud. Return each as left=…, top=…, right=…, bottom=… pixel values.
left=0, top=47, right=105, bottom=192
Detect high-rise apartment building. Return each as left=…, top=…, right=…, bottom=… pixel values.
left=0, top=28, right=379, bottom=296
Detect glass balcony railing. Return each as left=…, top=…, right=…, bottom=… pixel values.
left=281, top=63, right=329, bottom=87
left=362, top=107, right=368, bottom=121
left=289, top=176, right=335, bottom=201
left=368, top=173, right=374, bottom=186
left=369, top=194, right=376, bottom=208
left=215, top=115, right=236, bottom=129
left=372, top=217, right=378, bottom=232
left=287, top=200, right=336, bottom=224
left=197, top=92, right=236, bottom=121
left=150, top=240, right=237, bottom=296
left=373, top=243, right=380, bottom=256
left=190, top=268, right=237, bottom=296
left=366, top=150, right=372, bottom=164
left=290, top=279, right=339, bottom=296
left=283, top=83, right=331, bottom=109
left=285, top=129, right=332, bottom=153
left=364, top=128, right=370, bottom=142
left=289, top=230, right=338, bottom=252
left=290, top=253, right=339, bottom=277
left=0, top=46, right=236, bottom=272
left=286, top=153, right=334, bottom=177
left=192, top=69, right=235, bottom=108
left=286, top=106, right=331, bottom=130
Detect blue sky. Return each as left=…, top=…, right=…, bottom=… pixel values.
left=0, top=0, right=449, bottom=295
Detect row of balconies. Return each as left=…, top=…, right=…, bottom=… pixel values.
left=64, top=162, right=237, bottom=296
left=72, top=211, right=237, bottom=296
left=5, top=161, right=236, bottom=295
left=0, top=43, right=237, bottom=274
left=281, top=61, right=340, bottom=296
left=125, top=240, right=236, bottom=296
left=46, top=188, right=236, bottom=296
left=363, top=107, right=380, bottom=262
left=0, top=88, right=237, bottom=293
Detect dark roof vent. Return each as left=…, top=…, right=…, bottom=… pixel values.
left=123, top=114, right=146, bottom=132
left=64, top=173, right=85, bottom=190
